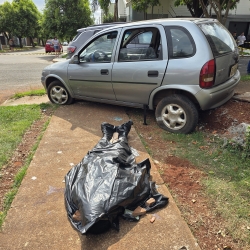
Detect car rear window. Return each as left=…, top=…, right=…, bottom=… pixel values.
left=165, top=26, right=195, bottom=59
left=198, top=22, right=235, bottom=57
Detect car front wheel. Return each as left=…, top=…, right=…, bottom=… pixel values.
left=48, top=81, right=73, bottom=105
left=155, top=94, right=198, bottom=134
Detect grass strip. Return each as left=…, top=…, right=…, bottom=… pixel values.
left=13, top=89, right=46, bottom=99
left=0, top=118, right=50, bottom=227
left=0, top=105, right=42, bottom=170
left=241, top=74, right=250, bottom=82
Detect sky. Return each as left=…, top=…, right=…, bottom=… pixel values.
left=0, top=0, right=45, bottom=11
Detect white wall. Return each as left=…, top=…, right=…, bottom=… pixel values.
left=118, top=0, right=127, bottom=18
left=228, top=0, right=250, bottom=15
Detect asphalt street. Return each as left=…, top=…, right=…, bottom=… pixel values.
left=0, top=47, right=54, bottom=92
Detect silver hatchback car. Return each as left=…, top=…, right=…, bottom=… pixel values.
left=41, top=18, right=240, bottom=134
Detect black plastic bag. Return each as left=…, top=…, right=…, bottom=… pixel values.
left=64, top=121, right=168, bottom=234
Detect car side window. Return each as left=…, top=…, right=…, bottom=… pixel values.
left=79, top=31, right=118, bottom=63
left=166, top=27, right=195, bottom=59
left=118, top=28, right=161, bottom=61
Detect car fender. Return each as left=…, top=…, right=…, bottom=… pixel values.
left=148, top=84, right=201, bottom=110
left=45, top=74, right=75, bottom=98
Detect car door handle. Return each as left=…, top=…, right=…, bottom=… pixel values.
left=101, top=69, right=109, bottom=75
left=148, top=71, right=158, bottom=77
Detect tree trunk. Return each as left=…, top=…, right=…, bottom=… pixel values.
left=4, top=32, right=10, bottom=42
left=199, top=0, right=209, bottom=17
left=18, top=37, right=23, bottom=48
left=114, top=0, right=118, bottom=22
left=30, top=37, right=34, bottom=47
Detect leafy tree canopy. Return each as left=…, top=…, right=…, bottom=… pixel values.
left=42, top=0, right=94, bottom=41
left=132, top=0, right=160, bottom=19
left=0, top=0, right=40, bottom=44
left=0, top=1, right=15, bottom=40
left=174, top=0, right=207, bottom=17
left=98, top=0, right=110, bottom=16
left=174, top=0, right=239, bottom=24
left=12, top=0, right=41, bottom=40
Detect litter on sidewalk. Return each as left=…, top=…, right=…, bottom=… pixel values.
left=64, top=121, right=169, bottom=235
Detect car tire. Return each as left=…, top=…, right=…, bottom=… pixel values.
left=48, top=81, right=73, bottom=105
left=155, top=94, right=198, bottom=134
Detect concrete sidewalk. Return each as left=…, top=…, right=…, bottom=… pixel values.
left=0, top=101, right=200, bottom=250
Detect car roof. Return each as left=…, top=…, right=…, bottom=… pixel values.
left=90, top=18, right=218, bottom=30
left=76, top=22, right=126, bottom=32
left=76, top=18, right=218, bottom=33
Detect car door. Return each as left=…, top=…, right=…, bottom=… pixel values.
left=112, top=25, right=168, bottom=105
left=67, top=31, right=119, bottom=100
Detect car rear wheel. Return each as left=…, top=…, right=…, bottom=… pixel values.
left=48, top=81, right=73, bottom=105
left=155, top=94, right=198, bottom=134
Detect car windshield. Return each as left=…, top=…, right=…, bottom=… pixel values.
left=198, top=22, right=235, bottom=56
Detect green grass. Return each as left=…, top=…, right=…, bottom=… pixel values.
left=0, top=100, right=55, bottom=227
left=12, top=89, right=46, bottom=99
left=0, top=105, right=42, bottom=170
left=0, top=115, right=50, bottom=227
left=241, top=74, right=250, bottom=82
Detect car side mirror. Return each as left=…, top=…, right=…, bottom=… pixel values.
left=71, top=54, right=80, bottom=64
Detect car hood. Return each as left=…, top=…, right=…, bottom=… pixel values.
left=43, top=59, right=69, bottom=72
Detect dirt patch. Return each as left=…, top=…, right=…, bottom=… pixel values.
left=127, top=99, right=250, bottom=250
left=1, top=98, right=250, bottom=249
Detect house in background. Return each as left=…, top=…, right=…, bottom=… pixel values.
left=97, top=0, right=249, bottom=40
left=94, top=0, right=191, bottom=23
left=120, top=0, right=191, bottom=22
left=225, top=0, right=250, bottom=40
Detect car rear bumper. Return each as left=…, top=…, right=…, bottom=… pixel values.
left=196, top=70, right=241, bottom=110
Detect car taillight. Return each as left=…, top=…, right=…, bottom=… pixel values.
left=67, top=46, right=76, bottom=53
left=199, top=59, right=215, bottom=88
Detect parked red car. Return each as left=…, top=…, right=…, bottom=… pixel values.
left=45, top=39, right=63, bottom=53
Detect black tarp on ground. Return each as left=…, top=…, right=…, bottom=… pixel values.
left=64, top=121, right=168, bottom=234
